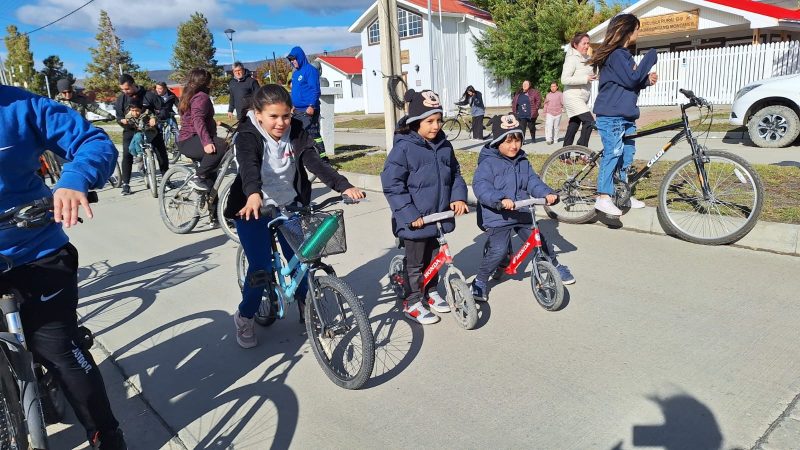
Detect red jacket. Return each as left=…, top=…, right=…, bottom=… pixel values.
left=512, top=88, right=542, bottom=120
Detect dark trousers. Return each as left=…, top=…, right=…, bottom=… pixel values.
left=477, top=225, right=558, bottom=284
left=177, top=135, right=229, bottom=179
left=517, top=118, right=536, bottom=142
left=403, top=237, right=440, bottom=303
left=0, top=244, right=119, bottom=442
left=292, top=109, right=327, bottom=159
left=121, top=130, right=168, bottom=184
left=472, top=115, right=484, bottom=139
left=562, top=112, right=594, bottom=147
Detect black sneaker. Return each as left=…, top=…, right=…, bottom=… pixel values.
left=471, top=280, right=489, bottom=302
left=120, top=184, right=131, bottom=196
left=90, top=428, right=127, bottom=450
left=187, top=175, right=211, bottom=192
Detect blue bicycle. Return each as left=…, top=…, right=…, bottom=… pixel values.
left=235, top=195, right=375, bottom=390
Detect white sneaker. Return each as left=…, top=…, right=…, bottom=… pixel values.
left=595, top=197, right=622, bottom=216
left=403, top=301, right=440, bottom=325
left=234, top=310, right=257, bottom=348
left=427, top=291, right=450, bottom=313
left=629, top=196, right=646, bottom=209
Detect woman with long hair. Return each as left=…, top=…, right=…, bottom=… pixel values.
left=455, top=85, right=486, bottom=140
left=177, top=68, right=229, bottom=193
left=588, top=14, right=658, bottom=216
left=560, top=32, right=596, bottom=147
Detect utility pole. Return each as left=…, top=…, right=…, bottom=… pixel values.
left=378, top=0, right=403, bottom=152
left=427, top=0, right=435, bottom=93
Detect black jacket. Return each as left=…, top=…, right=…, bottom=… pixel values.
left=114, top=86, right=162, bottom=135
left=223, top=117, right=353, bottom=219
left=228, top=71, right=260, bottom=118
left=156, top=90, right=178, bottom=120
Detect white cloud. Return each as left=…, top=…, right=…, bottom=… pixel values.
left=241, top=0, right=373, bottom=14
left=235, top=26, right=360, bottom=54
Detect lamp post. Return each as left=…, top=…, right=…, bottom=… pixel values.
left=224, top=28, right=236, bottom=68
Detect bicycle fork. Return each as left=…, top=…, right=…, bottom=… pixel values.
left=504, top=227, right=542, bottom=276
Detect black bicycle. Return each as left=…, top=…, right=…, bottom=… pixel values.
left=0, top=193, right=98, bottom=449
left=539, top=89, right=764, bottom=245
left=160, top=119, right=181, bottom=164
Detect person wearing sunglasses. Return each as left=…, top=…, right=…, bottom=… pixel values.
left=54, top=78, right=115, bottom=122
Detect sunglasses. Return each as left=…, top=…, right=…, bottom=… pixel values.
left=286, top=56, right=296, bottom=61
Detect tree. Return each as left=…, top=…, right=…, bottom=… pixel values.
left=253, top=58, right=293, bottom=87
left=170, top=12, right=225, bottom=95
left=84, top=10, right=153, bottom=101
left=38, top=55, right=75, bottom=98
left=4, top=25, right=43, bottom=94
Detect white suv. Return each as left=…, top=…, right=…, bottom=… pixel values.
left=730, top=74, right=800, bottom=148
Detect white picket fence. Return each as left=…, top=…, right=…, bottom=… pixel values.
left=588, top=40, right=800, bottom=107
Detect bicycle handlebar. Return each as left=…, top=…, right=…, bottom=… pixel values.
left=219, top=122, right=235, bottom=133
left=493, top=197, right=549, bottom=211
left=679, top=88, right=711, bottom=108
left=420, top=210, right=455, bottom=225
left=1, top=191, right=99, bottom=229
left=258, top=194, right=364, bottom=217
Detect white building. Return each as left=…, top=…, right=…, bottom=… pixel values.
left=316, top=56, right=365, bottom=113
left=349, top=0, right=511, bottom=115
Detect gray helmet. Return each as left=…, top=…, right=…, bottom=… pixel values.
left=56, top=78, right=72, bottom=93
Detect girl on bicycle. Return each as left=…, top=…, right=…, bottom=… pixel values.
left=589, top=13, right=658, bottom=217
left=223, top=84, right=365, bottom=349
left=381, top=90, right=469, bottom=325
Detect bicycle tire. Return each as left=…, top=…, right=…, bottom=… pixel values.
left=540, top=145, right=598, bottom=224
left=443, top=118, right=461, bottom=141
left=656, top=150, right=764, bottom=245
left=159, top=166, right=200, bottom=234
left=108, top=161, right=123, bottom=188
left=146, top=151, right=158, bottom=198
left=445, top=269, right=477, bottom=330
left=0, top=352, right=26, bottom=450
left=387, top=255, right=407, bottom=300
left=482, top=116, right=493, bottom=140
left=235, top=246, right=277, bottom=327
left=305, top=276, right=375, bottom=390
left=165, top=127, right=181, bottom=164
left=217, top=181, right=239, bottom=244
left=530, top=260, right=564, bottom=311
left=43, top=151, right=62, bottom=180
left=38, top=370, right=66, bottom=425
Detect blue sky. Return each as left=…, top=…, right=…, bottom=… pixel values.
left=0, top=0, right=374, bottom=77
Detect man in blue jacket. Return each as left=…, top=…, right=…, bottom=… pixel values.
left=0, top=85, right=126, bottom=449
left=287, top=46, right=327, bottom=160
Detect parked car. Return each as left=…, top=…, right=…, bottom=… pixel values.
left=730, top=74, right=800, bottom=148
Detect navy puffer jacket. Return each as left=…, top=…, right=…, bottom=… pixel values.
left=381, top=131, right=468, bottom=240
left=473, top=145, right=554, bottom=228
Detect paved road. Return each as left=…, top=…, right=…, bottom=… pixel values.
left=51, top=179, right=799, bottom=449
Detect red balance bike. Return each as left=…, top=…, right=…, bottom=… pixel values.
left=388, top=211, right=478, bottom=330
left=493, top=197, right=564, bottom=311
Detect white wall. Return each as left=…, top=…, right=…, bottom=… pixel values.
left=319, top=64, right=365, bottom=113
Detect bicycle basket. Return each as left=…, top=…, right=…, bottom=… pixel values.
left=278, top=210, right=346, bottom=262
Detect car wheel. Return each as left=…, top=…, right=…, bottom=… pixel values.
left=747, top=105, right=800, bottom=148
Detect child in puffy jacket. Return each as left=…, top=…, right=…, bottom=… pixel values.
left=381, top=90, right=469, bottom=325
left=472, top=115, right=575, bottom=302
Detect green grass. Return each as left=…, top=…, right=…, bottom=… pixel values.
left=328, top=150, right=800, bottom=225
left=335, top=117, right=387, bottom=129
left=640, top=113, right=744, bottom=133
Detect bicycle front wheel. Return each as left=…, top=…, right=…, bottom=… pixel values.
left=530, top=260, right=564, bottom=311
left=108, top=161, right=123, bottom=188
left=443, top=118, right=461, bottom=141
left=445, top=269, right=477, bottom=330
left=657, top=150, right=764, bottom=245
left=540, top=145, right=598, bottom=224
left=165, top=129, right=180, bottom=164
left=0, top=353, right=27, bottom=450
left=159, top=166, right=200, bottom=233
left=217, top=181, right=239, bottom=243
left=146, top=152, right=158, bottom=198
left=305, top=276, right=375, bottom=390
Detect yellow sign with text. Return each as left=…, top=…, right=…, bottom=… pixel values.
left=639, top=9, right=700, bottom=37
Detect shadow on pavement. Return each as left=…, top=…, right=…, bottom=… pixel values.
left=721, top=129, right=754, bottom=147
left=772, top=160, right=800, bottom=168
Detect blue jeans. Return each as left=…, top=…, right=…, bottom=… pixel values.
left=596, top=116, right=637, bottom=196
left=235, top=216, right=309, bottom=318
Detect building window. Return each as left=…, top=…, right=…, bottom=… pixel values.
left=333, top=81, right=343, bottom=99
left=368, top=21, right=380, bottom=45
left=398, top=9, right=422, bottom=38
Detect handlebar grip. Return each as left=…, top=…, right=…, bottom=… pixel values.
left=679, top=88, right=695, bottom=99
left=514, top=198, right=547, bottom=209
left=87, top=191, right=99, bottom=204
left=420, top=210, right=455, bottom=225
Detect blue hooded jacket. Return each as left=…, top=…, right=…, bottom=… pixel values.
left=381, top=131, right=468, bottom=240
left=0, top=86, right=117, bottom=267
left=473, top=145, right=554, bottom=229
left=289, top=47, right=321, bottom=109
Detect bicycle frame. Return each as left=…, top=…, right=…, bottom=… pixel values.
left=420, top=224, right=453, bottom=289
left=504, top=226, right=544, bottom=276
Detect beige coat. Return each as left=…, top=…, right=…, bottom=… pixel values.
left=560, top=46, right=594, bottom=117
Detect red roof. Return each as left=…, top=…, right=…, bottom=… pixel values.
left=317, top=56, right=363, bottom=75
left=403, top=0, right=492, bottom=21
left=707, top=0, right=800, bottom=20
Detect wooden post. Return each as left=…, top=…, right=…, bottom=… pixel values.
left=378, top=0, right=404, bottom=152
left=752, top=28, right=760, bottom=45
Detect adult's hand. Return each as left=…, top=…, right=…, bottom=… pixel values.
left=53, top=188, right=93, bottom=228
left=203, top=143, right=216, bottom=154
left=306, top=106, right=315, bottom=115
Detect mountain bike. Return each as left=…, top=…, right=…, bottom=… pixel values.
left=160, top=119, right=180, bottom=164
left=539, top=89, right=764, bottom=245
left=133, top=131, right=160, bottom=199
left=159, top=123, right=238, bottom=241
left=388, top=210, right=477, bottom=330
left=0, top=193, right=98, bottom=449
left=442, top=106, right=492, bottom=141
left=234, top=195, right=375, bottom=390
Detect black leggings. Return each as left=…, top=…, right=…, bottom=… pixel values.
left=562, top=112, right=594, bottom=147
left=472, top=115, right=484, bottom=139
left=177, top=134, right=229, bottom=179
left=403, top=237, right=440, bottom=303
left=121, top=131, right=168, bottom=184
left=0, top=244, right=119, bottom=442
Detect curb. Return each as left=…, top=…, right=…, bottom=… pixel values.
left=340, top=170, right=800, bottom=257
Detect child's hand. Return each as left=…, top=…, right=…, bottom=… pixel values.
left=451, top=201, right=469, bottom=216
left=411, top=217, right=425, bottom=229
left=501, top=199, right=515, bottom=210
left=546, top=194, right=559, bottom=205
left=343, top=187, right=365, bottom=200
left=120, top=119, right=128, bottom=125
left=149, top=117, right=157, bottom=127
left=648, top=72, right=659, bottom=86
left=237, top=193, right=262, bottom=220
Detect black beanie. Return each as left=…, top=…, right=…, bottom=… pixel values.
left=406, top=90, right=443, bottom=124
left=56, top=78, right=72, bottom=93
left=490, top=114, right=524, bottom=147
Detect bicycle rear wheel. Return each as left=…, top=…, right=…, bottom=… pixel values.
left=217, top=181, right=239, bottom=244
left=305, top=276, right=375, bottom=390
left=108, top=160, right=123, bottom=188
left=657, top=150, right=764, bottom=245
left=0, top=352, right=26, bottom=450
left=159, top=166, right=200, bottom=233
left=387, top=255, right=408, bottom=300
left=235, top=246, right=278, bottom=327
left=530, top=260, right=564, bottom=311
left=443, top=118, right=461, bottom=141
left=540, top=145, right=598, bottom=224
